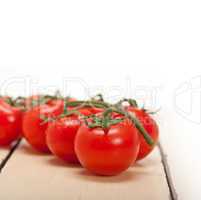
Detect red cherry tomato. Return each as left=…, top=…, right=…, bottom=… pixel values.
left=87, top=107, right=104, bottom=114
left=24, top=95, right=75, bottom=111
left=126, top=106, right=159, bottom=160
left=75, top=118, right=140, bottom=176
left=0, top=96, right=11, bottom=102
left=0, top=99, right=23, bottom=145
left=46, top=108, right=91, bottom=163
left=66, top=97, right=77, bottom=102
left=23, top=99, right=64, bottom=152
left=24, top=95, right=40, bottom=110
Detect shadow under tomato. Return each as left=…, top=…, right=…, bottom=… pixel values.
left=46, top=157, right=82, bottom=169
left=19, top=142, right=50, bottom=157
left=0, top=139, right=19, bottom=150
left=133, top=159, right=159, bottom=169
left=74, top=169, right=140, bottom=183
left=0, top=145, right=11, bottom=150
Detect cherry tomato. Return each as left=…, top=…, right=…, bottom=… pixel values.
left=46, top=108, right=91, bottom=163
left=23, top=99, right=64, bottom=152
left=0, top=96, right=12, bottom=102
left=0, top=99, right=23, bottom=145
left=126, top=106, right=159, bottom=160
left=66, top=97, right=77, bottom=102
left=87, top=107, right=104, bottom=114
left=24, top=95, right=40, bottom=110
left=75, top=118, right=140, bottom=176
left=24, top=95, right=75, bottom=111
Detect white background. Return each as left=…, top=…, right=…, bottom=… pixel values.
left=0, top=1, right=201, bottom=199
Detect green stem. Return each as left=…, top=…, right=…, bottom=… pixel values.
left=64, top=100, right=154, bottom=146
left=65, top=100, right=111, bottom=108
left=103, top=108, right=113, bottom=118
left=115, top=98, right=138, bottom=107
left=113, top=106, right=154, bottom=146
left=91, top=94, right=104, bottom=102
left=63, top=99, right=68, bottom=114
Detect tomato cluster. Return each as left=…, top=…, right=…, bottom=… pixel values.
left=0, top=94, right=159, bottom=176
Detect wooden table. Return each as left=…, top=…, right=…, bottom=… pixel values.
left=0, top=138, right=175, bottom=200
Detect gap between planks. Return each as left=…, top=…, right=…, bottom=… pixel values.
left=0, top=138, right=22, bottom=173
left=158, top=142, right=178, bottom=200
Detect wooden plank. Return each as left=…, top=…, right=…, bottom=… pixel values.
left=159, top=108, right=201, bottom=200
left=0, top=140, right=170, bottom=200
left=158, top=142, right=177, bottom=200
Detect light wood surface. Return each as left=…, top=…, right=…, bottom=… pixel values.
left=0, top=143, right=15, bottom=172
left=0, top=141, right=170, bottom=200
left=0, top=147, right=9, bottom=161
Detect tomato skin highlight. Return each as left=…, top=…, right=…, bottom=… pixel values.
left=75, top=119, right=140, bottom=176
left=0, top=99, right=23, bottom=145
left=126, top=106, right=159, bottom=160
left=46, top=108, right=92, bottom=163
left=23, top=100, right=64, bottom=152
